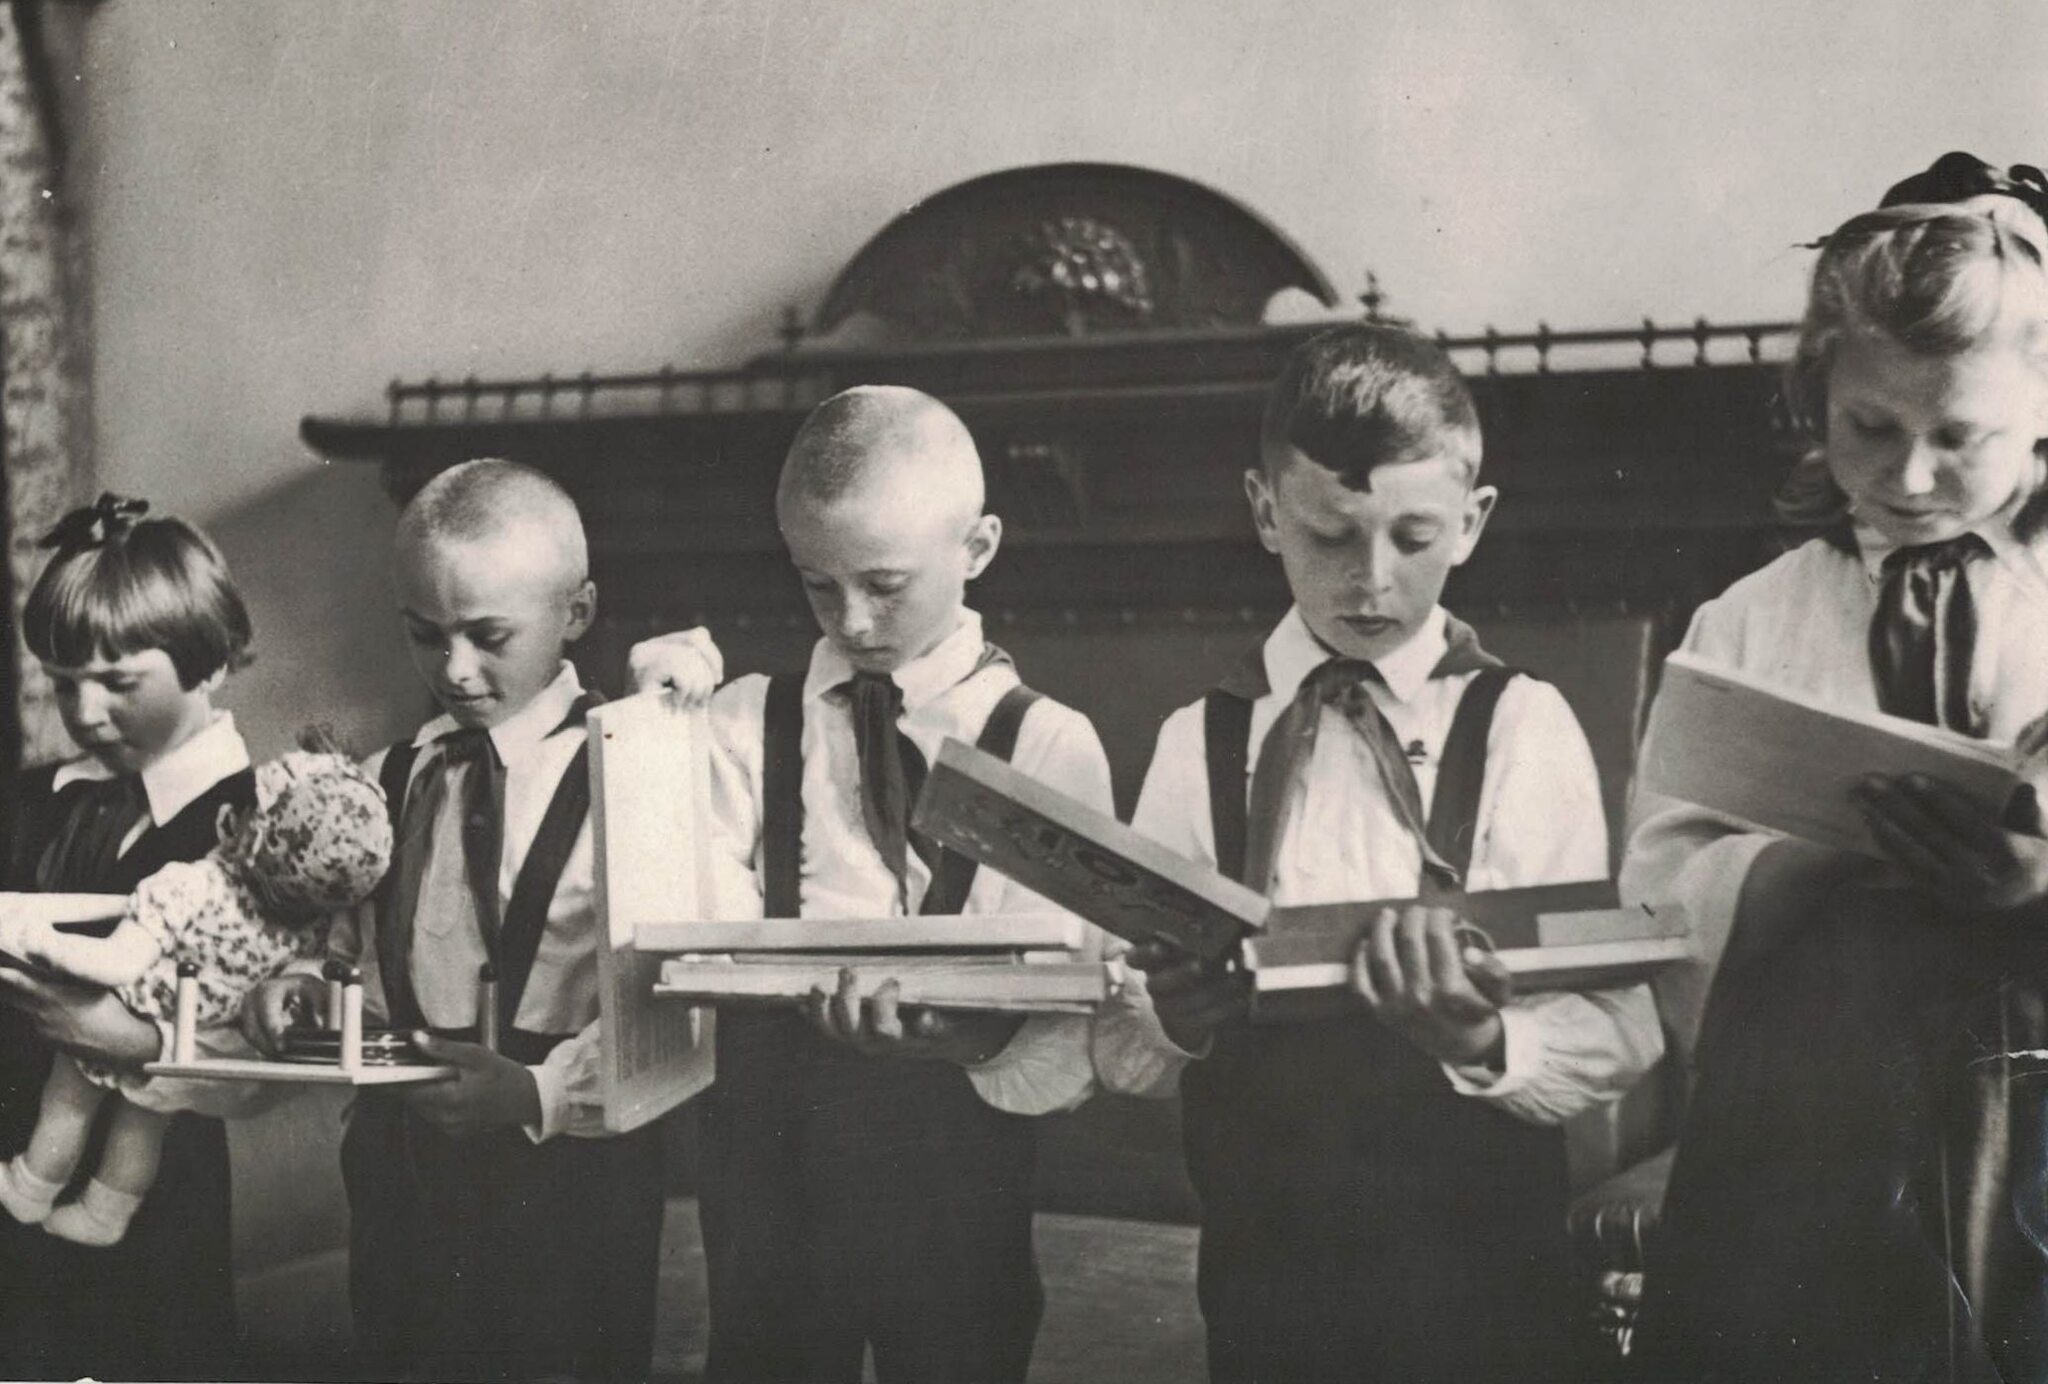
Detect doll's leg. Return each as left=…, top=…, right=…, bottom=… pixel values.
left=0, top=1056, right=106, bottom=1224
left=45, top=1098, right=168, bottom=1246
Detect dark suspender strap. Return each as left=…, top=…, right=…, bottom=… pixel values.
left=1203, top=691, right=1253, bottom=887
left=494, top=691, right=603, bottom=1029
left=375, top=740, right=426, bottom=1030
left=495, top=742, right=592, bottom=1031
left=921, top=684, right=1043, bottom=915
left=761, top=674, right=807, bottom=919
left=1423, top=667, right=1518, bottom=885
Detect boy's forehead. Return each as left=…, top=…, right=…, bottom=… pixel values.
left=1277, top=446, right=1472, bottom=511
left=396, top=529, right=573, bottom=609
left=780, top=478, right=969, bottom=567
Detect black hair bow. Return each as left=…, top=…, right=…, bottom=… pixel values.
left=39, top=493, right=149, bottom=553
left=1880, top=151, right=2048, bottom=224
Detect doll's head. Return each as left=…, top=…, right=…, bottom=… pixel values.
left=217, top=742, right=391, bottom=918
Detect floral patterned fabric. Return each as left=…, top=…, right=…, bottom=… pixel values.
left=80, top=752, right=394, bottom=1093
left=0, top=5, right=93, bottom=769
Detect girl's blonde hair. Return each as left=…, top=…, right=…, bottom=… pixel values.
left=1776, top=205, right=2048, bottom=530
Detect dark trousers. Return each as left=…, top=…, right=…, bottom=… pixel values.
left=341, top=1094, right=665, bottom=1383
left=698, top=1012, right=1042, bottom=1384
left=0, top=1107, right=235, bottom=1381
left=1183, top=1017, right=1571, bottom=1384
left=1638, top=883, right=2048, bottom=1383
left=1197, top=1230, right=1569, bottom=1384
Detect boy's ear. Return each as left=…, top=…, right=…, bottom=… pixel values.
left=963, top=513, right=1002, bottom=581
left=196, top=665, right=229, bottom=698
left=1244, top=468, right=1282, bottom=555
left=1450, top=485, right=1499, bottom=566
left=564, top=579, right=598, bottom=643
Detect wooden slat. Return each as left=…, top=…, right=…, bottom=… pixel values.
left=635, top=910, right=1083, bottom=954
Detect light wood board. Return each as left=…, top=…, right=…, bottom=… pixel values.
left=635, top=910, right=1082, bottom=954
left=587, top=694, right=717, bottom=1132
left=143, top=1058, right=455, bottom=1086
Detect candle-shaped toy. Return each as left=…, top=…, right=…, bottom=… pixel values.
left=478, top=962, right=499, bottom=1054
left=323, top=957, right=348, bottom=1030
left=340, top=965, right=365, bottom=1073
left=173, top=960, right=200, bottom=1064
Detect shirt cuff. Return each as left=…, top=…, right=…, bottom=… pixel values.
left=964, top=1014, right=1095, bottom=1115
left=524, top=1060, right=570, bottom=1144
left=1443, top=1004, right=1536, bottom=1100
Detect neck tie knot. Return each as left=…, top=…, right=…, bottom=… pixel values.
left=436, top=726, right=495, bottom=767
left=1882, top=531, right=1990, bottom=579
left=1306, top=657, right=1380, bottom=711
left=1870, top=531, right=1990, bottom=732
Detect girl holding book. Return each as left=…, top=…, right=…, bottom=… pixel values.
left=1623, top=200, right=2048, bottom=1380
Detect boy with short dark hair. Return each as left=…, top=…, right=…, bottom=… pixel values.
left=1096, top=325, right=1664, bottom=1383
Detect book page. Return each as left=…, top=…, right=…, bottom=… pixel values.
left=1638, top=650, right=2022, bottom=858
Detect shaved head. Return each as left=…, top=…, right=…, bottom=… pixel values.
left=772, top=386, right=1002, bottom=674
left=776, top=386, right=985, bottom=527
left=396, top=458, right=589, bottom=590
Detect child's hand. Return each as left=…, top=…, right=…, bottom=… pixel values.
left=241, top=974, right=325, bottom=1057
left=1125, top=938, right=1251, bottom=1056
left=0, top=911, right=33, bottom=963
left=1351, top=904, right=1510, bottom=1067
left=626, top=627, right=724, bottom=711
left=402, top=1034, right=543, bottom=1137
left=803, top=970, right=1026, bottom=1066
left=1854, top=773, right=2048, bottom=916
left=0, top=965, right=161, bottom=1067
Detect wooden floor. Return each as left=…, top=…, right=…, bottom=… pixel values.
left=238, top=1197, right=1207, bottom=1383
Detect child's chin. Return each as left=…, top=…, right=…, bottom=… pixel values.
left=437, top=697, right=501, bottom=728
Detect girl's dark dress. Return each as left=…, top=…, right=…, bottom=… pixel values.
left=0, top=760, right=254, bottom=1381
left=1638, top=869, right=2048, bottom=1382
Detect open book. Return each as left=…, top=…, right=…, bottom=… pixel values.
left=913, top=736, right=1270, bottom=959
left=1638, top=650, right=2026, bottom=858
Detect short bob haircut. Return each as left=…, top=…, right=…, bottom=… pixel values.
left=1259, top=324, right=1483, bottom=489
left=24, top=499, right=254, bottom=688
left=1778, top=204, right=2048, bottom=529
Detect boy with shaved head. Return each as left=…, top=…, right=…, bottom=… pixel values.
left=632, top=385, right=1119, bottom=1383
left=251, top=459, right=721, bottom=1382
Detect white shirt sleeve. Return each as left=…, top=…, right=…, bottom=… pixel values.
left=1089, top=704, right=1212, bottom=1100
left=1618, top=600, right=1777, bottom=1063
left=965, top=701, right=1117, bottom=1116
left=523, top=1017, right=607, bottom=1142
left=1444, top=676, right=1666, bottom=1125
left=704, top=678, right=768, bottom=925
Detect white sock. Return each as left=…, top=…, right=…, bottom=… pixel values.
left=44, top=1177, right=143, bottom=1247
left=0, top=1157, right=63, bottom=1225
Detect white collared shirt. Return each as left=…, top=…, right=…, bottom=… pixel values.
left=324, top=663, right=611, bottom=1140
left=705, top=610, right=1119, bottom=1116
left=1623, top=518, right=2048, bottom=1057
left=53, top=712, right=251, bottom=858
left=1094, top=606, right=1665, bottom=1128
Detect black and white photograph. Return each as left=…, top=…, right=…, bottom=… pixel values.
left=2, top=3, right=2047, bottom=1380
